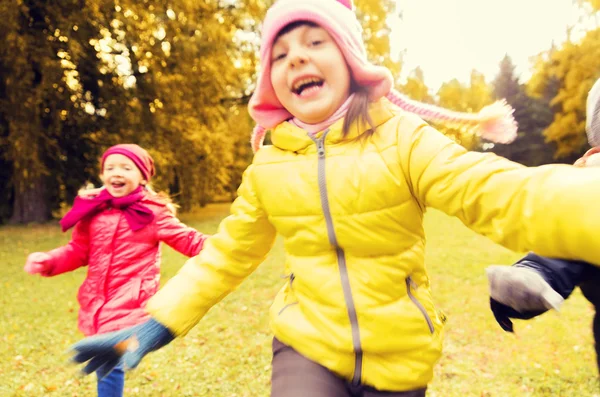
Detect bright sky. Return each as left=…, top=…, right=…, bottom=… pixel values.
left=392, top=0, right=590, bottom=91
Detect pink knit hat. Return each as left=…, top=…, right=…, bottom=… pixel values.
left=101, top=144, right=155, bottom=181
left=249, top=0, right=517, bottom=152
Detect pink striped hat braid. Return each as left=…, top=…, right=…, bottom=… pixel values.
left=251, top=125, right=267, bottom=154
left=385, top=89, right=517, bottom=144
left=249, top=0, right=517, bottom=152
left=252, top=92, right=517, bottom=153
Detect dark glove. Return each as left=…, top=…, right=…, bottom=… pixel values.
left=70, top=318, right=174, bottom=379
left=486, top=253, right=588, bottom=333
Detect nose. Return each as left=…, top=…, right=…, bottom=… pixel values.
left=288, top=47, right=308, bottom=68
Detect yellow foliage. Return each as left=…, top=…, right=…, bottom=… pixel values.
left=527, top=28, right=600, bottom=157
left=400, top=67, right=434, bottom=103
left=355, top=0, right=401, bottom=77
left=434, top=71, right=494, bottom=149
left=581, top=0, right=600, bottom=11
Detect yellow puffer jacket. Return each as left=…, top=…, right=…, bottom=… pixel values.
left=148, top=98, right=600, bottom=391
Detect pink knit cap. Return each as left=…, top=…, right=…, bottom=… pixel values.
left=101, top=144, right=155, bottom=181
left=249, top=0, right=392, bottom=130
left=249, top=0, right=518, bottom=152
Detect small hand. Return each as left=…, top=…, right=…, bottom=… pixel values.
left=486, top=265, right=564, bottom=313
left=70, top=319, right=174, bottom=379
left=77, top=185, right=105, bottom=199
left=24, top=252, right=52, bottom=275
left=574, top=147, right=600, bottom=168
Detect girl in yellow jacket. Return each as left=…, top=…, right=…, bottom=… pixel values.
left=70, top=1, right=600, bottom=395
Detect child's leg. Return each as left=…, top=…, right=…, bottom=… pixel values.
left=96, top=364, right=125, bottom=397
left=271, top=338, right=350, bottom=397
left=580, top=269, right=600, bottom=375
left=593, top=310, right=600, bottom=374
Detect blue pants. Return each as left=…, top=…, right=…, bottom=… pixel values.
left=97, top=365, right=125, bottom=397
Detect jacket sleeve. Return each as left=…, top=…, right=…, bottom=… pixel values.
left=396, top=113, right=600, bottom=266
left=44, top=220, right=90, bottom=276
left=155, top=207, right=208, bottom=257
left=146, top=165, right=277, bottom=336
left=513, top=252, right=589, bottom=298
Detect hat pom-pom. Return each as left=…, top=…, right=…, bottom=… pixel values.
left=476, top=100, right=518, bottom=144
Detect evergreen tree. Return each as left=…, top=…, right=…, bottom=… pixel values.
left=487, top=55, right=555, bottom=166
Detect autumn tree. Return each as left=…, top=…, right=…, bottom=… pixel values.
left=528, top=25, right=600, bottom=158
left=355, top=0, right=401, bottom=77
left=399, top=67, right=434, bottom=103
left=98, top=0, right=264, bottom=209
left=0, top=0, right=264, bottom=222
left=0, top=0, right=125, bottom=223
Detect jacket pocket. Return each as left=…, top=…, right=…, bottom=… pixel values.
left=278, top=273, right=299, bottom=316
left=405, top=276, right=434, bottom=334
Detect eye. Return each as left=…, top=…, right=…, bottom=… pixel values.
left=272, top=52, right=286, bottom=62
left=310, top=40, right=323, bottom=46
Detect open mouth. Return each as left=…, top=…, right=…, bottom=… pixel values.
left=111, top=182, right=125, bottom=189
left=292, top=77, right=324, bottom=96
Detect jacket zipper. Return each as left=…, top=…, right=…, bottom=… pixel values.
left=311, top=131, right=363, bottom=386
left=406, top=276, right=434, bottom=334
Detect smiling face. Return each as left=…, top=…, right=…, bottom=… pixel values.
left=101, top=154, right=145, bottom=197
left=270, top=23, right=352, bottom=124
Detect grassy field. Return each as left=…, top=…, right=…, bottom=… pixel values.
left=1, top=204, right=598, bottom=396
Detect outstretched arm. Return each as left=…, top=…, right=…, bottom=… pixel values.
left=155, top=208, right=209, bottom=257
left=26, top=220, right=90, bottom=277
left=147, top=165, right=277, bottom=336
left=397, top=113, right=600, bottom=265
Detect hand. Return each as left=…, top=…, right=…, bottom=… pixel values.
left=70, top=318, right=174, bottom=379
left=486, top=265, right=564, bottom=313
left=77, top=184, right=105, bottom=199
left=574, top=147, right=600, bottom=167
left=24, top=252, right=52, bottom=275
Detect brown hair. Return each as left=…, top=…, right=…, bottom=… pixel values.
left=342, top=85, right=375, bottom=140
left=145, top=185, right=178, bottom=215
left=275, top=20, right=318, bottom=40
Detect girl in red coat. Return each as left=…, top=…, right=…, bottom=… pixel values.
left=24, top=144, right=208, bottom=397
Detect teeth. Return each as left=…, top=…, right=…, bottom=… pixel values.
left=292, top=77, right=322, bottom=92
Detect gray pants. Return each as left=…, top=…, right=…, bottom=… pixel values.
left=271, top=338, right=427, bottom=397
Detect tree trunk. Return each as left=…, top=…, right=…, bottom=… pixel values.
left=9, top=173, right=51, bottom=224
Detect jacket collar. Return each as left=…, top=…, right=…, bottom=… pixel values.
left=270, top=98, right=398, bottom=152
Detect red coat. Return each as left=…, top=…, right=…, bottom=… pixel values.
left=44, top=194, right=207, bottom=336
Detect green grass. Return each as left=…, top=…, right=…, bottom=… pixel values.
left=1, top=205, right=598, bottom=396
